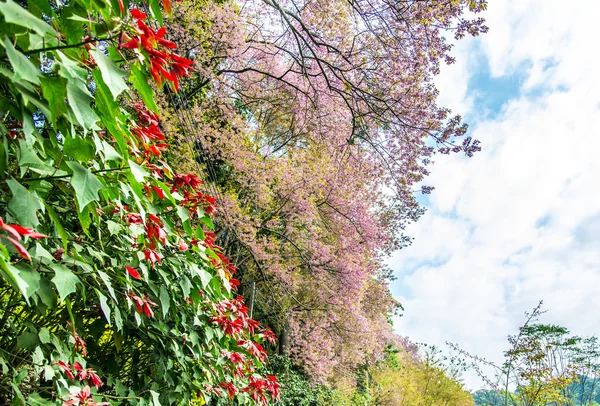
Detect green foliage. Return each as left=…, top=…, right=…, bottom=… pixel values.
left=0, top=0, right=279, bottom=404
left=259, top=355, right=332, bottom=406
left=465, top=303, right=600, bottom=406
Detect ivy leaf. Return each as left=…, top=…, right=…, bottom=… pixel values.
left=0, top=36, right=40, bottom=85
left=50, top=264, right=80, bottom=301
left=67, top=161, right=105, bottom=211
left=7, top=178, right=44, bottom=228
left=90, top=49, right=128, bottom=99
left=0, top=0, right=55, bottom=36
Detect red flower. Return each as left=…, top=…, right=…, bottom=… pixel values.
left=260, top=328, right=277, bottom=345
left=126, top=266, right=142, bottom=280
left=57, top=360, right=74, bottom=380
left=178, top=239, right=189, bottom=252
left=132, top=124, right=165, bottom=143
left=229, top=278, right=240, bottom=290
left=144, top=248, right=161, bottom=267
left=219, top=382, right=238, bottom=399
left=63, top=386, right=109, bottom=406
left=126, top=213, right=143, bottom=225
left=222, top=350, right=245, bottom=365
left=74, top=363, right=103, bottom=389
left=211, top=316, right=244, bottom=336
left=127, top=291, right=158, bottom=318
left=237, top=340, right=267, bottom=362
left=67, top=321, right=87, bottom=356
left=0, top=217, right=48, bottom=261
left=171, top=173, right=202, bottom=191
left=122, top=9, right=192, bottom=90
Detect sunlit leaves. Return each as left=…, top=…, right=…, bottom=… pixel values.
left=0, top=0, right=54, bottom=36
left=0, top=0, right=279, bottom=403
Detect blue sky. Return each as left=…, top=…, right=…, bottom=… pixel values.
left=388, top=0, right=600, bottom=389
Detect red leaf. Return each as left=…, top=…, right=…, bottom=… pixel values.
left=126, top=266, right=142, bottom=280
left=131, top=8, right=146, bottom=19
left=11, top=224, right=48, bottom=238
left=2, top=223, right=21, bottom=240
left=152, top=186, right=165, bottom=200
left=6, top=236, right=31, bottom=261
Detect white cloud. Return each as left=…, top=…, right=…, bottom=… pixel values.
left=390, top=0, right=600, bottom=390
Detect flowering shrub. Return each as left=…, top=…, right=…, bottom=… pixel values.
left=0, top=0, right=278, bottom=404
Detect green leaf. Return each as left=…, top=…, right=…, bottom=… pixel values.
left=63, top=134, right=95, bottom=162
left=90, top=49, right=128, bottom=99
left=10, top=382, right=26, bottom=405
left=0, top=257, right=37, bottom=305
left=50, top=264, right=80, bottom=301
left=106, top=220, right=121, bottom=235
left=66, top=80, right=100, bottom=131
left=130, top=63, right=158, bottom=112
left=159, top=285, right=170, bottom=317
left=77, top=203, right=94, bottom=235
left=67, top=161, right=105, bottom=211
left=0, top=0, right=55, bottom=36
left=176, top=206, right=190, bottom=223
left=97, top=270, right=117, bottom=301
left=129, top=159, right=148, bottom=182
left=28, top=0, right=55, bottom=18
left=57, top=53, right=99, bottom=131
left=150, top=390, right=161, bottom=406
left=16, top=331, right=38, bottom=350
left=40, top=76, right=68, bottom=123
left=191, top=264, right=213, bottom=288
left=38, top=327, right=50, bottom=344
left=101, top=140, right=121, bottom=161
left=0, top=36, right=40, bottom=85
left=31, top=243, right=53, bottom=262
left=45, top=203, right=68, bottom=249
left=35, top=278, right=57, bottom=309
left=13, top=263, right=40, bottom=298
left=96, top=289, right=111, bottom=325
left=17, top=139, right=54, bottom=175
left=114, top=307, right=123, bottom=330
left=7, top=178, right=44, bottom=228
left=28, top=392, right=55, bottom=405
left=200, top=215, right=214, bottom=230
left=13, top=82, right=52, bottom=119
